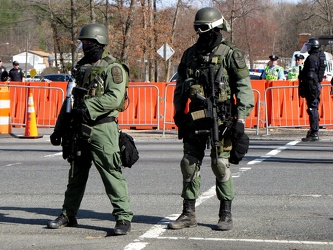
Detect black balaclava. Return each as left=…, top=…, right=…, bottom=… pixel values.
left=82, top=42, right=105, bottom=63
left=196, top=28, right=222, bottom=54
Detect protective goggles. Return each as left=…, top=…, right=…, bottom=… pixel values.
left=194, top=18, right=224, bottom=34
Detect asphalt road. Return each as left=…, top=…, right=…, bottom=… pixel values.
left=0, top=128, right=333, bottom=250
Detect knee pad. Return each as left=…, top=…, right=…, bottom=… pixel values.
left=211, top=157, right=231, bottom=183
left=180, top=154, right=201, bottom=182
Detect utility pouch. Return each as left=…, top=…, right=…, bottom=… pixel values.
left=191, top=110, right=206, bottom=121
left=189, top=83, right=204, bottom=100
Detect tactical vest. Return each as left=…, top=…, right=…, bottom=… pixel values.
left=74, top=56, right=129, bottom=112
left=186, top=43, right=232, bottom=106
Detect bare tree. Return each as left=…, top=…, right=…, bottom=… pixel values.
left=120, top=0, right=135, bottom=64
left=5, top=0, right=332, bottom=79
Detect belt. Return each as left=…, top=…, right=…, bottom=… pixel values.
left=91, top=116, right=118, bottom=126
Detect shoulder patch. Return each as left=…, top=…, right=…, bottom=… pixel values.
left=111, top=66, right=123, bottom=84
left=232, top=49, right=246, bottom=69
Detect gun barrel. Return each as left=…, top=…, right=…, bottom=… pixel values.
left=195, top=93, right=206, bottom=101
left=65, top=97, right=73, bottom=113
left=66, top=79, right=76, bottom=98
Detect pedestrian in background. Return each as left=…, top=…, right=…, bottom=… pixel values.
left=8, top=61, right=24, bottom=81
left=0, top=59, right=8, bottom=81
left=299, top=38, right=326, bottom=141
left=47, top=23, right=133, bottom=235
left=288, top=54, right=304, bottom=80
left=261, top=55, right=286, bottom=80
left=169, top=7, right=254, bottom=231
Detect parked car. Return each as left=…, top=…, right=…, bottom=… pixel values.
left=40, top=74, right=73, bottom=82
left=25, top=74, right=41, bottom=82
left=249, top=69, right=264, bottom=80
left=169, top=72, right=178, bottom=82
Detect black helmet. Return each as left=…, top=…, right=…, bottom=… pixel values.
left=194, top=7, right=227, bottom=33
left=78, top=23, right=108, bottom=45
left=305, top=38, right=320, bottom=51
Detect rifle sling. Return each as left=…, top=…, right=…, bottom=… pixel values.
left=215, top=59, right=224, bottom=84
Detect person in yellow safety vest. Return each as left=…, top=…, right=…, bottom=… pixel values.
left=287, top=54, right=304, bottom=80
left=260, top=55, right=286, bottom=80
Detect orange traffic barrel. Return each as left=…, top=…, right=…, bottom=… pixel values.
left=0, top=86, right=11, bottom=134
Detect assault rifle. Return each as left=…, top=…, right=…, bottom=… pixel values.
left=61, top=82, right=90, bottom=172
left=194, top=64, right=233, bottom=159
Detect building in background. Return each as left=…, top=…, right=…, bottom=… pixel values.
left=12, top=50, right=51, bottom=74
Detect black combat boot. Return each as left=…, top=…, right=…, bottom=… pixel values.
left=47, top=214, right=78, bottom=229
left=215, top=200, right=233, bottom=231
left=168, top=199, right=197, bottom=229
left=302, top=130, right=319, bottom=142
left=114, top=220, right=131, bottom=235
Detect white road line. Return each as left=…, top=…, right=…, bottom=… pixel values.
left=125, top=187, right=217, bottom=250
left=2, top=162, right=22, bottom=167
left=124, top=140, right=303, bottom=250
left=44, top=152, right=62, bottom=158
left=248, top=140, right=300, bottom=165
left=153, top=236, right=333, bottom=245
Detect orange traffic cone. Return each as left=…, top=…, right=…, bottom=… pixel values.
left=19, top=92, right=43, bottom=139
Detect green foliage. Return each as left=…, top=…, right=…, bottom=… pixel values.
left=0, top=0, right=21, bottom=31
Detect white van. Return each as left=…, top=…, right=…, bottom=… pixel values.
left=290, top=51, right=333, bottom=81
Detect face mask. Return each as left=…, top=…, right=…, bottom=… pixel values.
left=82, top=43, right=104, bottom=63
left=198, top=30, right=214, bottom=43
left=197, top=29, right=222, bottom=53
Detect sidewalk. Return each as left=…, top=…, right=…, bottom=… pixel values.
left=3, top=127, right=333, bottom=141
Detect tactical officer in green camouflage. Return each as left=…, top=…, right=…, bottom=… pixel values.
left=168, top=7, right=254, bottom=231
left=47, top=23, right=133, bottom=235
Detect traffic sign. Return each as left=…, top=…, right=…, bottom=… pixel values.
left=157, top=43, right=175, bottom=61
left=30, top=69, right=37, bottom=78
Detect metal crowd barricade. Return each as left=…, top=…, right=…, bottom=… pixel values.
left=244, top=89, right=261, bottom=135
left=162, top=83, right=260, bottom=136
left=264, top=84, right=333, bottom=135
left=118, top=84, right=160, bottom=129
left=6, top=85, right=64, bottom=128
left=162, top=83, right=176, bottom=136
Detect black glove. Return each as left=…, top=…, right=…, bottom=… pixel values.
left=73, top=103, right=90, bottom=124
left=230, top=120, right=248, bottom=165
left=232, top=120, right=245, bottom=139
left=173, top=111, right=186, bottom=128
left=50, top=130, right=62, bottom=146
left=174, top=111, right=187, bottom=140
